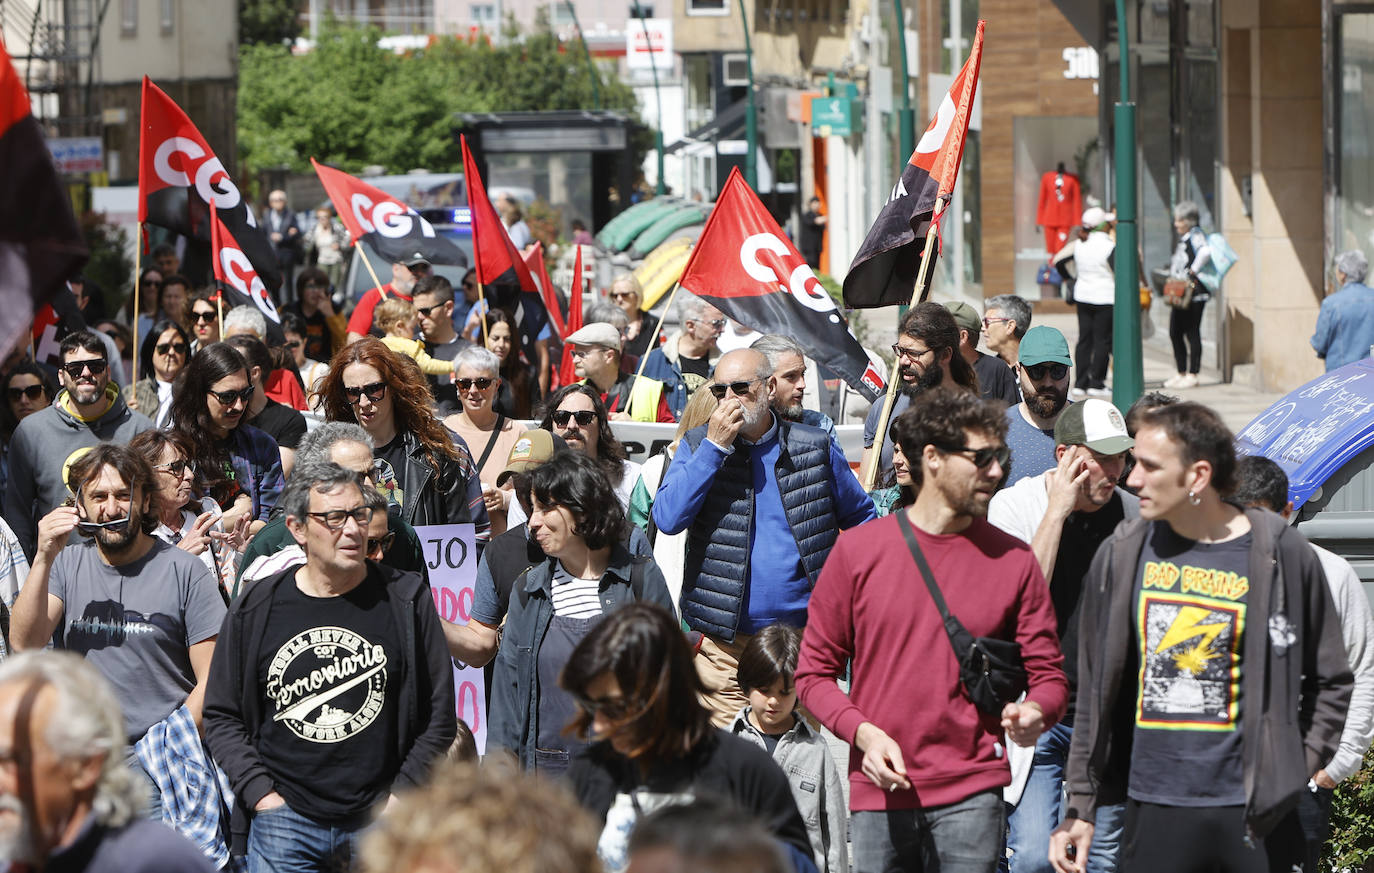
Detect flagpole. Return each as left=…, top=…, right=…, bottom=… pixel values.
left=130, top=223, right=143, bottom=394
left=634, top=282, right=681, bottom=380
left=359, top=248, right=389, bottom=300
left=217, top=287, right=225, bottom=340
left=859, top=218, right=941, bottom=492
left=476, top=281, right=489, bottom=346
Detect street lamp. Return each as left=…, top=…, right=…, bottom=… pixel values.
left=737, top=0, right=757, bottom=189
left=1111, top=0, right=1143, bottom=408
left=564, top=1, right=602, bottom=110
left=636, top=11, right=667, bottom=195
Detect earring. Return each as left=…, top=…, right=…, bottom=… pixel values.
left=1187, top=490, right=1202, bottom=506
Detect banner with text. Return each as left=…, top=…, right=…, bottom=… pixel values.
left=414, top=522, right=485, bottom=755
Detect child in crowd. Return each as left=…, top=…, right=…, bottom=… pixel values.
left=374, top=298, right=458, bottom=377
left=731, top=623, right=847, bottom=873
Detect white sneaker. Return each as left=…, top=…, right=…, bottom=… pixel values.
left=1087, top=387, right=1112, bottom=398
left=1069, top=387, right=1087, bottom=401
left=1163, top=374, right=1186, bottom=388
left=1178, top=373, right=1199, bottom=388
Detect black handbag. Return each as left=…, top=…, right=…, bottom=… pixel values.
left=896, top=513, right=1027, bottom=715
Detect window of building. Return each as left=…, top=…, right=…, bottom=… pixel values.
left=160, top=0, right=174, bottom=34
left=550, top=1, right=575, bottom=28
left=629, top=2, right=653, bottom=18
left=686, top=0, right=728, bottom=16
left=1337, top=12, right=1374, bottom=258
left=121, top=0, right=137, bottom=36
left=471, top=3, right=496, bottom=27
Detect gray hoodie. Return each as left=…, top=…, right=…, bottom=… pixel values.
left=3, top=385, right=154, bottom=558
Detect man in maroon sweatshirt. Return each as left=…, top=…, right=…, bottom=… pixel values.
left=797, top=387, right=1068, bottom=873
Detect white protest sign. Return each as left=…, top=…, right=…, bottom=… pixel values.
left=414, top=522, right=486, bottom=755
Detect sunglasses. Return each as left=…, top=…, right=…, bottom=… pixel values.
left=192, top=310, right=217, bottom=323
left=344, top=381, right=387, bottom=404
left=284, top=340, right=302, bottom=350
left=307, top=505, right=375, bottom=530
left=609, top=291, right=637, bottom=301
left=61, top=358, right=108, bottom=379
left=143, top=279, right=163, bottom=288
left=76, top=517, right=130, bottom=535
left=155, top=341, right=188, bottom=356
left=208, top=386, right=254, bottom=406
left=1023, top=363, right=1069, bottom=382
left=456, top=377, right=494, bottom=391
left=415, top=304, right=442, bottom=318
left=938, top=443, right=1011, bottom=470
left=576, top=694, right=634, bottom=722
left=367, top=532, right=396, bottom=556
left=552, top=409, right=596, bottom=427
left=708, top=379, right=759, bottom=400
left=154, top=458, right=197, bottom=477
left=697, top=318, right=727, bottom=330
left=7, top=384, right=45, bottom=402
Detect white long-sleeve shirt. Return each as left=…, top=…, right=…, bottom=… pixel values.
left=1312, top=543, right=1374, bottom=783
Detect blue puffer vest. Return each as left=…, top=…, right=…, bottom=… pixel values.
left=680, top=419, right=838, bottom=641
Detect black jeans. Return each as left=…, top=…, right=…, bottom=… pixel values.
left=1295, top=787, right=1333, bottom=873
left=1074, top=303, right=1113, bottom=389
left=1168, top=298, right=1207, bottom=374
left=1119, top=800, right=1307, bottom=873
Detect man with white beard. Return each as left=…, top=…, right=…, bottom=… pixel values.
left=0, top=650, right=213, bottom=871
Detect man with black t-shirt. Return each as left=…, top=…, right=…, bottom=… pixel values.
left=1050, top=402, right=1352, bottom=873
left=989, top=399, right=1136, bottom=873
left=641, top=294, right=724, bottom=419
left=413, top=275, right=470, bottom=415
left=204, top=462, right=454, bottom=871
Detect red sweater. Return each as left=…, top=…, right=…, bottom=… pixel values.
left=796, top=513, right=1067, bottom=811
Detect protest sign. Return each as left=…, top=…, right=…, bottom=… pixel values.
left=414, top=522, right=486, bottom=755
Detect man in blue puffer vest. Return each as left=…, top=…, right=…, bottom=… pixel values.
left=653, top=348, right=876, bottom=725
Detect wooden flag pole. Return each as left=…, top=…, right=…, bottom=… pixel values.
left=216, top=285, right=225, bottom=340
left=633, top=282, right=682, bottom=380
left=359, top=248, right=389, bottom=300
left=859, top=218, right=942, bottom=492
left=130, top=224, right=144, bottom=393
left=476, top=281, right=489, bottom=346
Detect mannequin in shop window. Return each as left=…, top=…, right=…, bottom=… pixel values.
left=1036, top=161, right=1083, bottom=260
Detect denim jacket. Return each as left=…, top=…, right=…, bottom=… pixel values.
left=488, top=545, right=674, bottom=770
left=1311, top=280, right=1374, bottom=371
left=730, top=706, right=848, bottom=873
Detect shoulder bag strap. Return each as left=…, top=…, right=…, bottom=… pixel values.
left=895, top=512, right=968, bottom=652
left=474, top=414, right=506, bottom=471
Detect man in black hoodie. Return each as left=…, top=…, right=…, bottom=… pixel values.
left=203, top=461, right=454, bottom=871
left=1050, top=402, right=1352, bottom=873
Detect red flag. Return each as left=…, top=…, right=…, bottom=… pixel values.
left=209, top=199, right=284, bottom=342
left=678, top=168, right=884, bottom=402
left=0, top=43, right=87, bottom=358
left=523, top=242, right=565, bottom=337
left=138, top=77, right=281, bottom=294
left=558, top=244, right=585, bottom=388
left=312, top=159, right=469, bottom=268
left=843, top=20, right=984, bottom=309
left=460, top=135, right=537, bottom=294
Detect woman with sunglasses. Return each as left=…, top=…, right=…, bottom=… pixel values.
left=482, top=309, right=539, bottom=418
left=126, top=318, right=190, bottom=426
left=319, top=338, right=489, bottom=536
left=186, top=289, right=221, bottom=352
left=169, top=342, right=284, bottom=538
left=489, top=452, right=672, bottom=776
left=130, top=429, right=250, bottom=596
left=442, top=346, right=527, bottom=536
left=558, top=603, right=813, bottom=873
left=1, top=362, right=56, bottom=506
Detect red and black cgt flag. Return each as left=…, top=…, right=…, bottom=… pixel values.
left=0, top=43, right=88, bottom=359
left=679, top=167, right=885, bottom=402
left=843, top=20, right=985, bottom=310
left=210, top=201, right=284, bottom=343
left=138, top=77, right=281, bottom=295
left=557, top=243, right=585, bottom=388
left=312, top=159, right=469, bottom=268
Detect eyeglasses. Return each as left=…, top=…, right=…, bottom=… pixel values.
left=61, top=358, right=108, bottom=379
left=708, top=379, right=760, bottom=400
left=569, top=347, right=607, bottom=359
left=307, top=505, right=374, bottom=530
left=208, top=386, right=254, bottom=406
left=938, top=443, right=1011, bottom=470
left=456, top=377, right=494, bottom=391
left=552, top=409, right=596, bottom=427
left=155, top=341, right=188, bottom=356
left=154, top=458, right=197, bottom=477
left=982, top=316, right=1013, bottom=328
left=891, top=344, right=933, bottom=362
left=7, top=384, right=45, bottom=402
left=344, top=381, right=387, bottom=404
left=415, top=304, right=441, bottom=318
left=1022, top=363, right=1069, bottom=382
left=284, top=340, right=301, bottom=350
left=192, top=310, right=217, bottom=324
left=609, top=291, right=637, bottom=302
left=367, top=531, right=396, bottom=557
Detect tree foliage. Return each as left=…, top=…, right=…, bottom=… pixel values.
left=237, top=19, right=643, bottom=178
left=239, top=0, right=301, bottom=46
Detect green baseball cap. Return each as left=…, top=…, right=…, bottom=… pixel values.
left=1018, top=326, right=1072, bottom=367
left=944, top=301, right=981, bottom=335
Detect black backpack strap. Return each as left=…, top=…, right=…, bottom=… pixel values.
left=895, top=512, right=971, bottom=653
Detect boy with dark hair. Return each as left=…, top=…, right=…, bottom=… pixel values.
left=731, top=623, right=847, bottom=873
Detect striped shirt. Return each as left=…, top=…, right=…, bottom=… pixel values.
left=551, top=563, right=604, bottom=619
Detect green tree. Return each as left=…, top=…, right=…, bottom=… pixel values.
left=240, top=0, right=301, bottom=46
left=236, top=19, right=645, bottom=179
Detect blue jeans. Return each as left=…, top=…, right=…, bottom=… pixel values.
left=1004, top=722, right=1122, bottom=873
left=851, top=789, right=1003, bottom=873
left=247, top=802, right=360, bottom=873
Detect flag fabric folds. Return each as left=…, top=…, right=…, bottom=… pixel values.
left=523, top=242, right=566, bottom=338
left=0, top=43, right=88, bottom=359
left=557, top=244, right=585, bottom=388
left=138, top=77, right=281, bottom=295
left=210, top=201, right=285, bottom=343
left=311, top=159, right=469, bottom=268
left=842, top=19, right=985, bottom=310
left=678, top=167, right=885, bottom=403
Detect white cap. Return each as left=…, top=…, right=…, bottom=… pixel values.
left=1054, top=398, right=1134, bottom=455
left=1082, top=207, right=1116, bottom=229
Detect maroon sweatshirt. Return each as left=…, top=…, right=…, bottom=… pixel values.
left=796, top=513, right=1068, bottom=811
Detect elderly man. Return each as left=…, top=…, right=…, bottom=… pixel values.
left=1312, top=249, right=1374, bottom=371
left=223, top=305, right=268, bottom=341
left=653, top=348, right=875, bottom=724
left=0, top=651, right=216, bottom=872
left=750, top=334, right=837, bottom=442
left=608, top=274, right=659, bottom=362
left=264, top=190, right=300, bottom=301
left=567, top=322, right=673, bottom=422
left=641, top=293, right=726, bottom=419
left=4, top=329, right=154, bottom=558
left=946, top=300, right=1020, bottom=407
left=982, top=293, right=1033, bottom=368
left=204, top=461, right=455, bottom=873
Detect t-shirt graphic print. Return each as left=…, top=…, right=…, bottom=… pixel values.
left=266, top=625, right=389, bottom=743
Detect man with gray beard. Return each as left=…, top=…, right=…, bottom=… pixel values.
left=0, top=650, right=213, bottom=872
left=204, top=461, right=454, bottom=873
left=751, top=334, right=838, bottom=444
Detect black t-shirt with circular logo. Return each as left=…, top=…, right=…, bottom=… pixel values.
left=255, top=569, right=402, bottom=822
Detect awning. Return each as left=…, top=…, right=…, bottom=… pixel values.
left=666, top=99, right=748, bottom=155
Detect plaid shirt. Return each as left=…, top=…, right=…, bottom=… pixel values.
left=0, top=519, right=28, bottom=659
left=135, top=705, right=238, bottom=871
